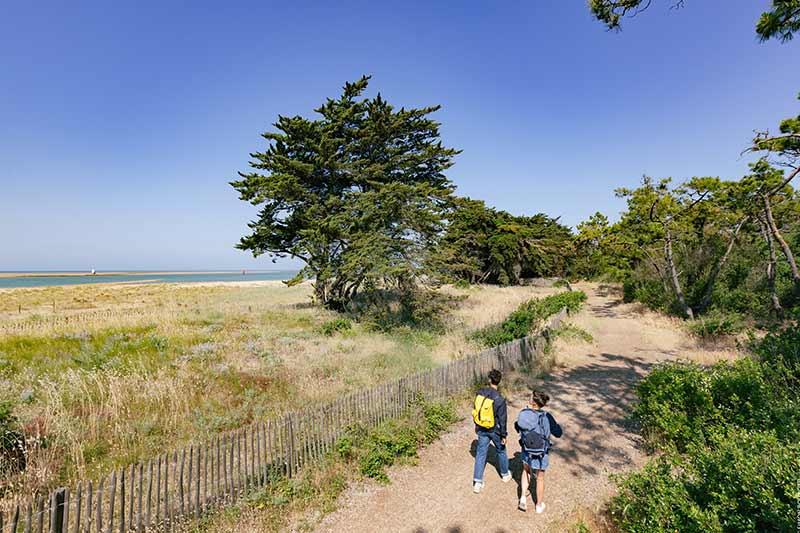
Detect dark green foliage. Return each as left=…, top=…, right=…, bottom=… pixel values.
left=756, top=1, right=800, bottom=42
left=685, top=311, right=744, bottom=339
left=473, top=291, right=587, bottom=347
left=232, top=76, right=459, bottom=311
left=632, top=361, right=717, bottom=452
left=337, top=398, right=458, bottom=482
left=622, top=276, right=668, bottom=310
left=610, top=431, right=799, bottom=533
left=609, top=456, right=722, bottom=533
left=0, top=400, right=26, bottom=476
left=437, top=197, right=573, bottom=285
left=587, top=166, right=800, bottom=322
left=351, top=287, right=461, bottom=333
left=612, top=324, right=800, bottom=531
left=588, top=0, right=800, bottom=42
left=752, top=321, right=800, bottom=398
left=319, top=317, right=352, bottom=336
left=687, top=428, right=799, bottom=532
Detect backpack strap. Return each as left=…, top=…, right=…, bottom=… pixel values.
left=477, top=396, right=489, bottom=424
left=538, top=410, right=552, bottom=452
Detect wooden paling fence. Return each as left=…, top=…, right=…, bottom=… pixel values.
left=0, top=308, right=568, bottom=532
left=0, top=308, right=152, bottom=335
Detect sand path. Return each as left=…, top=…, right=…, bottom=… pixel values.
left=313, top=284, right=718, bottom=533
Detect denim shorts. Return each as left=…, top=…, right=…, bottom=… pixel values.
left=522, top=451, right=549, bottom=471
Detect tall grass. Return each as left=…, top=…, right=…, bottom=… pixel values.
left=0, top=280, right=558, bottom=501
left=472, top=290, right=587, bottom=347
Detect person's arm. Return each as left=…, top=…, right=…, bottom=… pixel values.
left=496, top=396, right=508, bottom=438
left=546, top=412, right=563, bottom=438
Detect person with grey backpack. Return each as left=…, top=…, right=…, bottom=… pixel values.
left=514, top=389, right=562, bottom=514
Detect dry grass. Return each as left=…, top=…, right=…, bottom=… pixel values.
left=0, top=280, right=556, bottom=501
left=551, top=282, right=739, bottom=369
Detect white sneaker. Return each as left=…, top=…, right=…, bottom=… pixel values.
left=501, top=473, right=512, bottom=483
left=518, top=497, right=527, bottom=511
left=535, top=502, right=546, bottom=514
left=473, top=481, right=483, bottom=494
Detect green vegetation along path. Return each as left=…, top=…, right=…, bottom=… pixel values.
left=314, top=284, right=731, bottom=532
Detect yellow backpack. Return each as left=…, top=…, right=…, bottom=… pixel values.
left=472, top=393, right=495, bottom=429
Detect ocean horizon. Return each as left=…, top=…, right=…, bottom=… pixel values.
left=0, top=270, right=298, bottom=289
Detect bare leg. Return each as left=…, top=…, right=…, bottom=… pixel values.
left=535, top=470, right=545, bottom=504
left=520, top=464, right=530, bottom=499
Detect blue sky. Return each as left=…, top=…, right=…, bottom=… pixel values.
left=1, top=1, right=798, bottom=271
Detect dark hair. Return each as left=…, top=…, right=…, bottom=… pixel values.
left=531, top=389, right=550, bottom=407
left=488, top=369, right=502, bottom=386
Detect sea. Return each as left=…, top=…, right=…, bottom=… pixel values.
left=0, top=271, right=297, bottom=289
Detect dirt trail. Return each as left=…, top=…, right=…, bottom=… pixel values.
left=314, top=284, right=729, bottom=533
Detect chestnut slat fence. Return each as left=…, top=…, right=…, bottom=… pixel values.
left=0, top=308, right=568, bottom=532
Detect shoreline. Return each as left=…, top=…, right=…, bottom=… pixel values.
left=0, top=271, right=287, bottom=279
left=0, top=279, right=294, bottom=292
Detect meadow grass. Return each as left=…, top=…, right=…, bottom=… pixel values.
left=0, top=280, right=558, bottom=500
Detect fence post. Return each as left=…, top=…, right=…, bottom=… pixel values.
left=49, top=488, right=65, bottom=533
left=4, top=310, right=566, bottom=532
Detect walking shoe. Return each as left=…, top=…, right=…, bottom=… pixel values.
left=518, top=497, right=527, bottom=511
left=501, top=472, right=512, bottom=483
left=535, top=502, right=546, bottom=514
left=473, top=481, right=483, bottom=494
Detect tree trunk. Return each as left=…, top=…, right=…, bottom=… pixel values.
left=664, top=228, right=694, bottom=319
left=758, top=217, right=783, bottom=316
left=696, top=219, right=745, bottom=314
left=762, top=193, right=800, bottom=283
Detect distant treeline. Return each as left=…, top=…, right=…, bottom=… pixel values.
left=232, top=75, right=799, bottom=327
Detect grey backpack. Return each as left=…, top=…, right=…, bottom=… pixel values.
left=520, top=409, right=551, bottom=456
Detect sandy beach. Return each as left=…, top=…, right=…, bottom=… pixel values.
left=0, top=271, right=260, bottom=279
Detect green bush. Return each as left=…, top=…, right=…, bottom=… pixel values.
left=319, top=317, right=352, bottom=336
left=707, top=358, right=773, bottom=432
left=337, top=398, right=457, bottom=483
left=622, top=277, right=668, bottom=311
left=472, top=291, right=586, bottom=347
left=609, top=456, right=721, bottom=533
left=0, top=400, right=25, bottom=474
left=633, top=361, right=718, bottom=451
left=612, top=429, right=799, bottom=533
left=686, top=311, right=744, bottom=339
left=615, top=321, right=800, bottom=532
left=752, top=322, right=800, bottom=398
left=688, top=428, right=799, bottom=532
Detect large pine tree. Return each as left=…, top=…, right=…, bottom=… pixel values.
left=231, top=76, right=459, bottom=310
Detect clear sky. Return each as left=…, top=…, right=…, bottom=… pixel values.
left=1, top=1, right=798, bottom=271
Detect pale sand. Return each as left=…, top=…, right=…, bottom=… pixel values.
left=0, top=271, right=283, bottom=278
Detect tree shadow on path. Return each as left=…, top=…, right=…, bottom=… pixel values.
left=540, top=352, right=654, bottom=477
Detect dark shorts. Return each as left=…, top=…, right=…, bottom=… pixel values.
left=522, top=451, right=549, bottom=471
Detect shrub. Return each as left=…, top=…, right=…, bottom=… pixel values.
left=338, top=398, right=457, bottom=483
left=611, top=429, right=799, bottom=533
left=473, top=291, right=586, bottom=347
left=609, top=456, right=721, bottom=533
left=319, top=317, right=352, bottom=336
left=0, top=400, right=26, bottom=475
left=615, top=321, right=800, bottom=532
left=707, top=358, right=772, bottom=432
left=633, top=361, right=718, bottom=451
left=687, top=428, right=799, bottom=533
left=751, top=322, right=800, bottom=398
left=686, top=311, right=744, bottom=339
left=622, top=277, right=668, bottom=311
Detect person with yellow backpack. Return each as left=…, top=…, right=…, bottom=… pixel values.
left=471, top=369, right=511, bottom=493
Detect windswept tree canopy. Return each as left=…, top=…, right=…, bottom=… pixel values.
left=438, top=197, right=573, bottom=285
left=589, top=0, right=800, bottom=42
left=232, top=76, right=459, bottom=310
